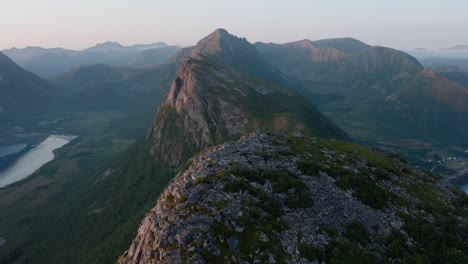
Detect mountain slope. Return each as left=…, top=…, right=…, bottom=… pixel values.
left=50, top=62, right=178, bottom=133
left=255, top=41, right=422, bottom=86
left=170, top=29, right=290, bottom=86
left=0, top=52, right=56, bottom=121
left=120, top=133, right=467, bottom=263
left=132, top=46, right=181, bottom=67
left=52, top=64, right=139, bottom=87
left=387, top=68, right=468, bottom=145
left=444, top=45, right=468, bottom=50
left=2, top=46, right=77, bottom=65
left=147, top=56, right=348, bottom=168
left=437, top=66, right=468, bottom=87
left=256, top=38, right=468, bottom=148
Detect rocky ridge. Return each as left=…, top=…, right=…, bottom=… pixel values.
left=147, top=56, right=348, bottom=168
left=120, top=133, right=467, bottom=263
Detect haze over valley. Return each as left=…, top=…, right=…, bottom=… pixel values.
left=0, top=1, right=467, bottom=263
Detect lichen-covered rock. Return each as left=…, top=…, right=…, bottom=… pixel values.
left=119, top=133, right=467, bottom=264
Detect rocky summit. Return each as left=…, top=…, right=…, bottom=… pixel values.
left=119, top=133, right=467, bottom=264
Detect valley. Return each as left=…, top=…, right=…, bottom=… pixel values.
left=0, top=25, right=467, bottom=263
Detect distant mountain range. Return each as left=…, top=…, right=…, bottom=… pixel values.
left=255, top=38, right=468, bottom=147
left=1, top=28, right=467, bottom=264
left=443, top=45, right=468, bottom=51
left=2, top=42, right=180, bottom=78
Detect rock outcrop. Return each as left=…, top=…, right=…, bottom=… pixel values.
left=119, top=133, right=467, bottom=263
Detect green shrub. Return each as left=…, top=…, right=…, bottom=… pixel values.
left=343, top=220, right=369, bottom=245
left=232, top=166, right=263, bottom=183
left=337, top=172, right=389, bottom=210
left=321, top=225, right=339, bottom=237
left=388, top=153, right=408, bottom=164
left=224, top=177, right=249, bottom=193
left=285, top=190, right=314, bottom=208
left=194, top=176, right=208, bottom=184
left=375, top=168, right=391, bottom=181
left=298, top=243, right=327, bottom=262
left=297, top=160, right=320, bottom=176
left=263, top=198, right=282, bottom=217
left=385, top=229, right=407, bottom=258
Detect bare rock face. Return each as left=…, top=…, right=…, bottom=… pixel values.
left=146, top=56, right=347, bottom=168
left=146, top=58, right=249, bottom=168
left=119, top=133, right=467, bottom=264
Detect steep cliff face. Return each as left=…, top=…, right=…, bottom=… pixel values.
left=147, top=57, right=348, bottom=168
left=120, top=133, right=467, bottom=264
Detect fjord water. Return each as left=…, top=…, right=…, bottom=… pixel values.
left=0, top=135, right=76, bottom=188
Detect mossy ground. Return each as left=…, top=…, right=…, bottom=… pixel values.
left=280, top=135, right=467, bottom=263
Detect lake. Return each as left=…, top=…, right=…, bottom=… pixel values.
left=0, top=135, right=76, bottom=188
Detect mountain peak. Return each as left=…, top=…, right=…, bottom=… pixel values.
left=193, top=28, right=247, bottom=56
left=203, top=28, right=233, bottom=40
left=84, top=41, right=125, bottom=52
left=100, top=41, right=123, bottom=46
left=211, top=28, right=230, bottom=36
left=172, top=29, right=290, bottom=86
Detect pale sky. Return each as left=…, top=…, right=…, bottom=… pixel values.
left=1, top=0, right=468, bottom=50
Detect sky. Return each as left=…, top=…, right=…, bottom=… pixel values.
left=1, top=0, right=468, bottom=50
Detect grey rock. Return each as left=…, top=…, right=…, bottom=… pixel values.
left=118, top=133, right=467, bottom=264
left=259, top=231, right=270, bottom=242
left=235, top=226, right=245, bottom=232
left=227, top=236, right=239, bottom=250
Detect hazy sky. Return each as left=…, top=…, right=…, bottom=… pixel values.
left=1, top=0, right=468, bottom=50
